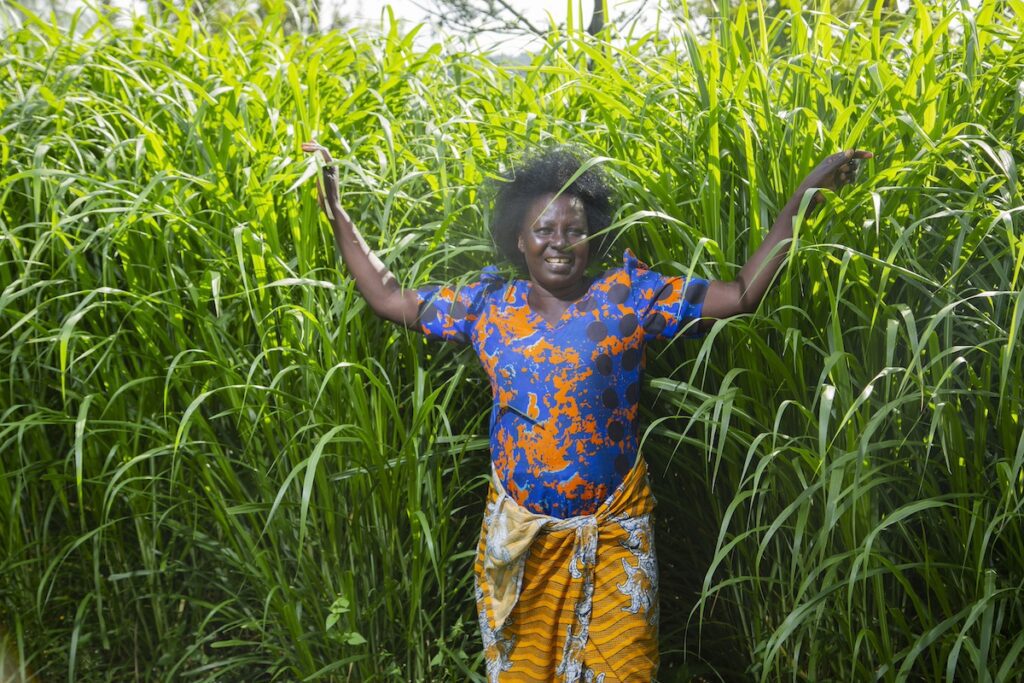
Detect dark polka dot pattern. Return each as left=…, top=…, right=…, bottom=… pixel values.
left=619, top=313, right=638, bottom=337
left=608, top=283, right=629, bottom=304
left=642, top=312, right=666, bottom=336
left=626, top=382, right=639, bottom=404
left=419, top=301, right=439, bottom=323
left=608, top=421, right=625, bottom=441
left=684, top=281, right=709, bottom=305
left=602, top=388, right=618, bottom=409
left=596, top=354, right=613, bottom=375
left=622, top=348, right=641, bottom=371
left=587, top=320, right=608, bottom=342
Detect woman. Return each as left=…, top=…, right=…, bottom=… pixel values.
left=302, top=141, right=870, bottom=681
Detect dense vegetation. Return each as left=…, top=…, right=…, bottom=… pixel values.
left=1, top=0, right=1022, bottom=680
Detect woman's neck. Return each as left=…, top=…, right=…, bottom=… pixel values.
left=526, top=277, right=590, bottom=324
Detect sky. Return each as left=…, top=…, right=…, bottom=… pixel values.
left=0, top=0, right=671, bottom=60
left=329, top=0, right=658, bottom=54
left=38, top=0, right=920, bottom=57
left=343, top=0, right=581, bottom=25
left=31, top=0, right=657, bottom=55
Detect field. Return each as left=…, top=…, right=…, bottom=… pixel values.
left=1, top=0, right=1023, bottom=680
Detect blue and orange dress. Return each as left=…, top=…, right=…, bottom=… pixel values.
left=416, top=250, right=708, bottom=682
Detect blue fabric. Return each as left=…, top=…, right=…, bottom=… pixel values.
left=416, top=251, right=708, bottom=518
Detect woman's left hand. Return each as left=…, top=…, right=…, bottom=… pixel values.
left=798, top=149, right=873, bottom=206
left=301, top=140, right=341, bottom=215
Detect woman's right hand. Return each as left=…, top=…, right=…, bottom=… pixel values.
left=299, top=140, right=420, bottom=326
left=797, top=149, right=873, bottom=207
left=302, top=141, right=341, bottom=217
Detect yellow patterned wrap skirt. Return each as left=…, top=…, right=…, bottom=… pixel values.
left=474, top=456, right=659, bottom=682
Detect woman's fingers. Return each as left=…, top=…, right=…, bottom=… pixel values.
left=838, top=149, right=873, bottom=162
left=302, top=141, right=338, bottom=184
left=835, top=149, right=872, bottom=169
left=301, top=140, right=334, bottom=164
left=829, top=149, right=873, bottom=188
left=800, top=148, right=873, bottom=205
left=302, top=141, right=341, bottom=218
left=838, top=159, right=858, bottom=184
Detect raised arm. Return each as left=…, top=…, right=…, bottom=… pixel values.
left=302, top=142, right=420, bottom=327
left=701, top=149, right=873, bottom=323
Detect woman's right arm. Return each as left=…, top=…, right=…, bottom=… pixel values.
left=302, top=142, right=421, bottom=327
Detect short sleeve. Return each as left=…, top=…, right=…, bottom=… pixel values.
left=624, top=250, right=709, bottom=340
left=415, top=267, right=505, bottom=345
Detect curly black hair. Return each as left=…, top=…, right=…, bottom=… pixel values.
left=490, top=146, right=615, bottom=271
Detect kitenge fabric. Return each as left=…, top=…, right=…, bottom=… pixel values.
left=416, top=250, right=707, bottom=518
left=474, top=454, right=659, bottom=682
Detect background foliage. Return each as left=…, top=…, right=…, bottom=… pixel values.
left=1, top=0, right=1022, bottom=680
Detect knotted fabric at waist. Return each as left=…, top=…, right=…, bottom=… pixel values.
left=477, top=455, right=655, bottom=632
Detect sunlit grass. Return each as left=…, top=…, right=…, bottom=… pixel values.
left=1, top=0, right=1022, bottom=679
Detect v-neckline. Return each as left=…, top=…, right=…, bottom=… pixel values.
left=523, top=277, right=597, bottom=331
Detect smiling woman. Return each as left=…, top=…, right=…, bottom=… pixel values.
left=302, top=141, right=868, bottom=681
left=490, top=148, right=614, bottom=322
left=516, top=195, right=591, bottom=303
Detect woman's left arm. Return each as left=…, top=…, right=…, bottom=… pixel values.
left=701, top=149, right=873, bottom=323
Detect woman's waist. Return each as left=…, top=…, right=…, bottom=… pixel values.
left=490, top=444, right=645, bottom=519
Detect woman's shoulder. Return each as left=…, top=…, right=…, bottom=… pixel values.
left=479, top=265, right=511, bottom=286
left=597, top=249, right=655, bottom=282
left=587, top=250, right=685, bottom=310
left=417, top=266, right=515, bottom=308
left=430, top=266, right=512, bottom=292
left=445, top=267, right=528, bottom=311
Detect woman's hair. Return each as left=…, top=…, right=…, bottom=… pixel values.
left=490, top=146, right=615, bottom=271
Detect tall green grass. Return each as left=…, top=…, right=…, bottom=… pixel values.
left=1, top=0, right=1021, bottom=679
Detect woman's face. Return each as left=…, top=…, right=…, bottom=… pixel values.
left=517, top=193, right=590, bottom=295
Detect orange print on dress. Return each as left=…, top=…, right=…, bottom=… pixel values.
left=516, top=422, right=573, bottom=475
left=526, top=393, right=540, bottom=420
left=489, top=304, right=534, bottom=344
left=415, top=252, right=709, bottom=518
left=520, top=337, right=581, bottom=366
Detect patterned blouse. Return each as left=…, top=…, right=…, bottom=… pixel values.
left=416, top=250, right=708, bottom=518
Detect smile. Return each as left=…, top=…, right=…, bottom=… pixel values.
left=545, top=257, right=572, bottom=264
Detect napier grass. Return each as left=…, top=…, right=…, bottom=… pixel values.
left=1, top=0, right=1023, bottom=680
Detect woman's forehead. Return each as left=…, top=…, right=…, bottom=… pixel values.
left=523, top=193, right=586, bottom=224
